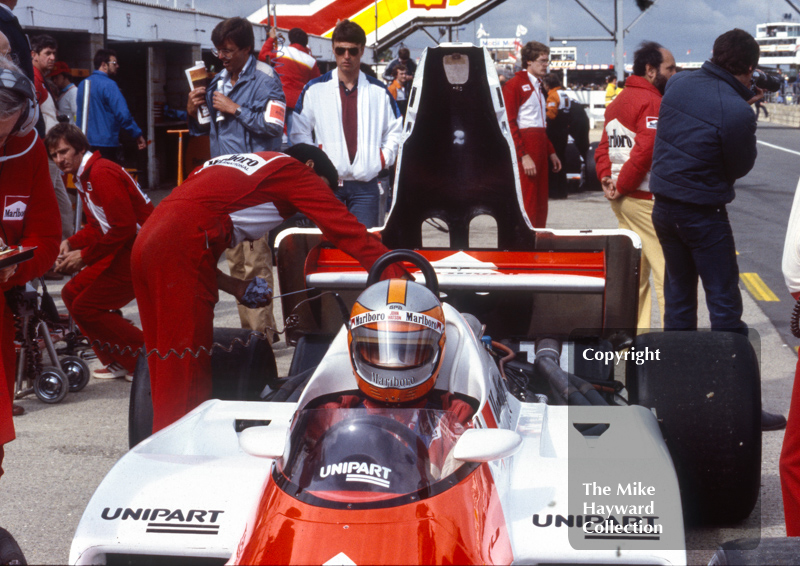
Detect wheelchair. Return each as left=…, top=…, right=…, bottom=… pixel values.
left=7, top=279, right=92, bottom=404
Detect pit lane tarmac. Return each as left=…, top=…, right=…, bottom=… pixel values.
left=0, top=187, right=793, bottom=565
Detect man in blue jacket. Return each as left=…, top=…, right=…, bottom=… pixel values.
left=650, top=29, right=760, bottom=332
left=186, top=16, right=286, bottom=342
left=650, top=29, right=785, bottom=431
left=77, top=49, right=146, bottom=164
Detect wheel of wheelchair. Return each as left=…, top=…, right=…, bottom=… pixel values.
left=34, top=366, right=69, bottom=404
left=60, top=356, right=91, bottom=392
left=0, top=527, right=26, bottom=565
left=365, top=249, right=439, bottom=296
left=627, top=330, right=760, bottom=526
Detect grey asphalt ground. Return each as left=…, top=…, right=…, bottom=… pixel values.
left=0, top=152, right=795, bottom=564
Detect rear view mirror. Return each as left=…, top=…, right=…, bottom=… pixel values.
left=238, top=425, right=289, bottom=459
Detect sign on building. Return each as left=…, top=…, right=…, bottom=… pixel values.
left=550, top=46, right=577, bottom=69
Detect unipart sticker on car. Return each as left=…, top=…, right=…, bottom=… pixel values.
left=101, top=507, right=224, bottom=535
left=319, top=462, right=392, bottom=488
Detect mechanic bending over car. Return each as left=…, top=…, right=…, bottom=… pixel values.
left=46, top=123, right=154, bottom=381
left=316, top=278, right=474, bottom=476
left=0, top=58, right=61, bottom=474
left=132, top=144, right=408, bottom=433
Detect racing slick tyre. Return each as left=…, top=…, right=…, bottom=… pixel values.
left=60, top=355, right=91, bottom=392
left=0, top=527, right=26, bottom=565
left=583, top=142, right=601, bottom=191
left=128, top=328, right=279, bottom=448
left=627, top=331, right=760, bottom=526
left=33, top=366, right=69, bottom=404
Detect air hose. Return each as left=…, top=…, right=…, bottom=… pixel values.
left=534, top=338, right=608, bottom=406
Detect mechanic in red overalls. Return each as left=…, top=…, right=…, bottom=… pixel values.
left=0, top=63, right=61, bottom=475
left=132, top=144, right=406, bottom=432
left=503, top=41, right=562, bottom=228
left=46, top=123, right=154, bottom=381
left=781, top=196, right=800, bottom=535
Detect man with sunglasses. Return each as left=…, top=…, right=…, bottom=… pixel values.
left=76, top=49, right=146, bottom=165
left=187, top=16, right=286, bottom=343
left=291, top=19, right=402, bottom=229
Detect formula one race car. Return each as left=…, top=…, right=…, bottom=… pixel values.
left=70, top=45, right=760, bottom=565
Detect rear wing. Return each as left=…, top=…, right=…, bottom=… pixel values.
left=276, top=45, right=639, bottom=346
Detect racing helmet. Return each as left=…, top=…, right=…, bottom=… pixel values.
left=348, top=279, right=446, bottom=404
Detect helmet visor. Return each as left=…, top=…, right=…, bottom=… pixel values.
left=351, top=322, right=440, bottom=370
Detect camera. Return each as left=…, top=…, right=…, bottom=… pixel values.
left=752, top=69, right=782, bottom=93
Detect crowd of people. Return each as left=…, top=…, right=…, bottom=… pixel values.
left=0, top=1, right=799, bottom=553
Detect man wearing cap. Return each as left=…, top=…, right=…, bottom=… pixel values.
left=50, top=61, right=77, bottom=123
left=132, top=144, right=406, bottom=432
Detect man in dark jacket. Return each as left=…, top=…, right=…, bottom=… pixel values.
left=650, top=29, right=785, bottom=432
left=650, top=29, right=760, bottom=332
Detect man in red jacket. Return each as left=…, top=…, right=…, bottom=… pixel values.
left=0, top=60, right=61, bottom=475
left=259, top=26, right=320, bottom=141
left=132, top=144, right=406, bottom=432
left=46, top=123, right=154, bottom=380
left=595, top=42, right=676, bottom=331
left=502, top=41, right=561, bottom=228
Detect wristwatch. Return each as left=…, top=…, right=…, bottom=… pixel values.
left=234, top=106, right=242, bottom=118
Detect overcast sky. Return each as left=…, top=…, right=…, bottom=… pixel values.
left=199, top=0, right=793, bottom=64
left=417, top=0, right=792, bottom=64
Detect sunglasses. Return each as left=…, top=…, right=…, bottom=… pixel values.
left=334, top=46, right=361, bottom=57
left=212, top=47, right=240, bottom=59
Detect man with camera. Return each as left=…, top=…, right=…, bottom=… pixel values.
left=650, top=29, right=785, bottom=431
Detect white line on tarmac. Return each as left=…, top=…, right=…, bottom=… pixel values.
left=757, top=140, right=800, bottom=157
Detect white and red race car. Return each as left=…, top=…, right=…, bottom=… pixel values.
left=70, top=45, right=760, bottom=565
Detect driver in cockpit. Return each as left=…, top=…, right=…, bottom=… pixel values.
left=318, top=279, right=474, bottom=475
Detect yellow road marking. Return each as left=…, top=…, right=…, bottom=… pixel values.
left=740, top=273, right=780, bottom=302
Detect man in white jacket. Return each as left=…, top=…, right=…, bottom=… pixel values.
left=290, top=19, right=402, bottom=228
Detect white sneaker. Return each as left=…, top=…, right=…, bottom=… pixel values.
left=124, top=373, right=133, bottom=383
left=92, top=363, right=128, bottom=379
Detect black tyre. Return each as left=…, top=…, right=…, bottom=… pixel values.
left=128, top=354, right=153, bottom=449
left=583, top=142, right=601, bottom=191
left=627, top=331, right=760, bottom=526
left=0, top=527, right=26, bottom=565
left=60, top=355, right=90, bottom=392
left=129, top=328, right=279, bottom=448
left=34, top=366, right=69, bottom=404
